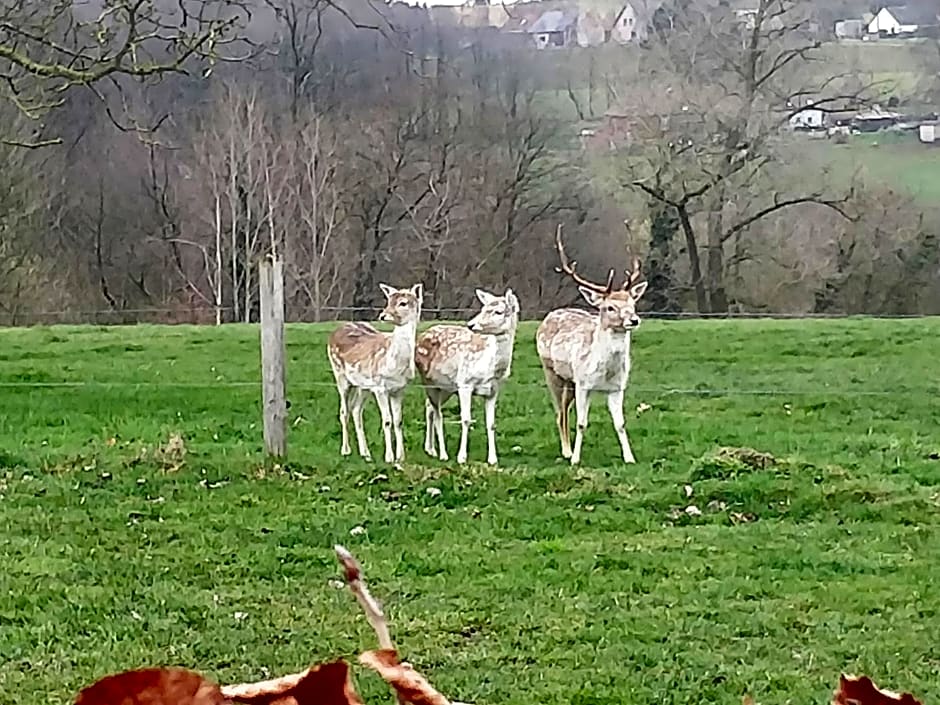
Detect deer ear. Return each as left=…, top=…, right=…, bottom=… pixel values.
left=379, top=283, right=395, bottom=299
left=578, top=286, right=604, bottom=307
left=410, top=283, right=423, bottom=304
left=505, top=288, right=519, bottom=313
left=475, top=289, right=496, bottom=306
left=629, top=280, right=648, bottom=300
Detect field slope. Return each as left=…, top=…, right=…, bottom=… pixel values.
left=0, top=319, right=938, bottom=705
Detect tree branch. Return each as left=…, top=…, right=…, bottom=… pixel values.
left=721, top=191, right=856, bottom=243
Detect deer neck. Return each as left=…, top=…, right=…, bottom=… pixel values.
left=388, top=319, right=418, bottom=371
left=493, top=327, right=516, bottom=358
left=593, top=319, right=631, bottom=360
left=491, top=326, right=517, bottom=377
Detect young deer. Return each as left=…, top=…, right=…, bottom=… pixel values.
left=414, top=288, right=520, bottom=465
left=327, top=283, right=423, bottom=463
left=537, top=227, right=648, bottom=465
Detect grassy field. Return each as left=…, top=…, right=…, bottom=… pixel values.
left=1, top=319, right=939, bottom=705
left=534, top=37, right=940, bottom=207
left=813, top=133, right=940, bottom=205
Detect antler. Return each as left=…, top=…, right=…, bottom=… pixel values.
left=623, top=257, right=642, bottom=289
left=620, top=221, right=644, bottom=290
left=554, top=224, right=615, bottom=294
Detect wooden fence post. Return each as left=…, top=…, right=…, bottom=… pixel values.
left=259, top=256, right=287, bottom=459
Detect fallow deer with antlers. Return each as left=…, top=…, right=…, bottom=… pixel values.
left=415, top=288, right=520, bottom=465
left=537, top=227, right=648, bottom=465
left=327, top=283, right=423, bottom=464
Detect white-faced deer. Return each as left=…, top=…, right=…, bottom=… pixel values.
left=537, top=227, right=648, bottom=465
left=415, top=288, right=520, bottom=465
left=327, top=283, right=423, bottom=463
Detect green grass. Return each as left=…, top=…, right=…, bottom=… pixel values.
left=1, top=319, right=939, bottom=704
left=822, top=134, right=940, bottom=204
left=782, top=131, right=940, bottom=205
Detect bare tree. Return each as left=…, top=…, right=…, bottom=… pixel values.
left=284, top=115, right=348, bottom=320
left=618, top=0, right=865, bottom=313
left=0, top=108, right=59, bottom=318
left=0, top=0, right=255, bottom=146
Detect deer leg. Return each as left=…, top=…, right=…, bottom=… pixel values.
left=372, top=390, right=395, bottom=464
left=559, top=382, right=575, bottom=459
left=484, top=392, right=499, bottom=466
left=434, top=391, right=451, bottom=461
left=350, top=388, right=371, bottom=462
left=456, top=386, right=473, bottom=465
left=570, top=385, right=590, bottom=466
left=543, top=364, right=572, bottom=459
left=390, top=392, right=405, bottom=463
left=606, top=390, right=635, bottom=463
left=424, top=396, right=436, bottom=458
left=336, top=377, right=352, bottom=456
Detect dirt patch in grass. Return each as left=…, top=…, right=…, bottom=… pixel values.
left=690, top=446, right=785, bottom=481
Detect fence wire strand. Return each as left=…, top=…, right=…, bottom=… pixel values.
left=0, top=379, right=933, bottom=397
left=1, top=306, right=938, bottom=322
left=1, top=308, right=935, bottom=398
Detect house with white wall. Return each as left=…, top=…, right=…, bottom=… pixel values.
left=867, top=5, right=940, bottom=34
left=611, top=2, right=647, bottom=42
left=790, top=108, right=825, bottom=130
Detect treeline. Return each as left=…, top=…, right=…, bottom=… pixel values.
left=0, top=0, right=938, bottom=323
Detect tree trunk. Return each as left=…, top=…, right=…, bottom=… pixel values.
left=646, top=201, right=680, bottom=312
left=676, top=204, right=708, bottom=313
left=351, top=223, right=385, bottom=320
left=705, top=184, right=728, bottom=313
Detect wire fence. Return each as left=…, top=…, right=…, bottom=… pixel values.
left=1, top=307, right=936, bottom=398
left=1, top=305, right=938, bottom=326
left=0, top=379, right=934, bottom=398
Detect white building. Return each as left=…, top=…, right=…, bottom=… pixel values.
left=867, top=5, right=940, bottom=35
left=834, top=19, right=864, bottom=38
left=790, top=108, right=825, bottom=130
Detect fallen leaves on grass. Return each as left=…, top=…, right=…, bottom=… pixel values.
left=76, top=661, right=367, bottom=705
left=122, top=432, right=188, bottom=473
left=222, top=660, right=364, bottom=705
left=359, top=650, right=450, bottom=705
left=832, top=674, right=922, bottom=705
left=730, top=511, right=756, bottom=524
left=72, top=545, right=465, bottom=705
left=74, top=667, right=226, bottom=705
left=156, top=432, right=187, bottom=472
left=691, top=446, right=780, bottom=481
